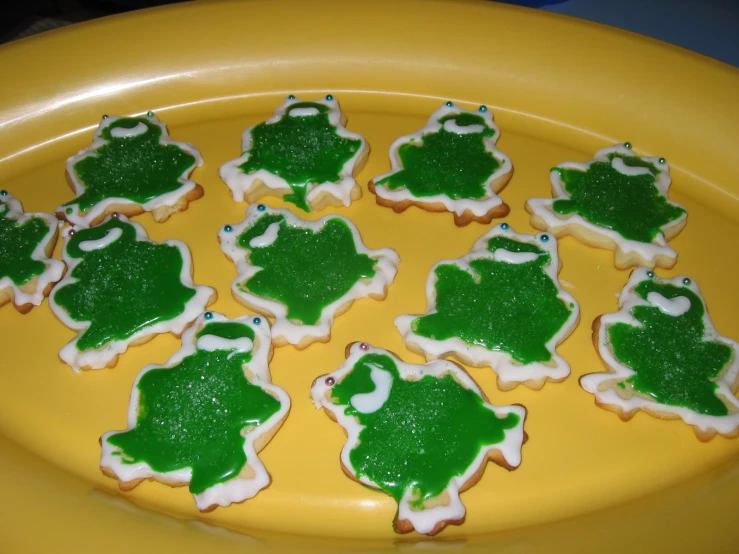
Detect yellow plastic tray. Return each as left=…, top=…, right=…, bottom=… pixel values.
left=1, top=1, right=738, bottom=552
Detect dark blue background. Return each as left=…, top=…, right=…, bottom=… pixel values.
left=500, top=0, right=739, bottom=67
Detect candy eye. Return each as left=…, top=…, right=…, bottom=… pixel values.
left=325, top=377, right=335, bottom=387
left=682, top=277, right=691, bottom=286
left=204, top=312, right=214, bottom=321
left=540, top=234, right=550, bottom=243
left=646, top=271, right=655, bottom=279
left=253, top=317, right=262, bottom=325
left=500, top=223, right=509, bottom=231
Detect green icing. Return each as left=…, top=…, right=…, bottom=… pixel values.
left=0, top=201, right=50, bottom=286
left=375, top=112, right=501, bottom=200
left=238, top=102, right=362, bottom=212
left=196, top=321, right=255, bottom=341
left=607, top=280, right=733, bottom=416
left=437, top=113, right=491, bottom=130
left=66, top=117, right=197, bottom=212
left=412, top=238, right=573, bottom=365
left=485, top=236, right=546, bottom=256
left=330, top=353, right=520, bottom=507
left=53, top=218, right=197, bottom=352
left=107, top=322, right=281, bottom=495
left=236, top=213, right=376, bottom=326
left=552, top=153, right=685, bottom=243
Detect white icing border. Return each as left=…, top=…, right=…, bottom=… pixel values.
left=219, top=96, right=368, bottom=209
left=371, top=103, right=512, bottom=217
left=310, top=343, right=526, bottom=535
left=396, top=224, right=580, bottom=388
left=0, top=192, right=65, bottom=308
left=60, top=114, right=203, bottom=226
left=49, top=214, right=214, bottom=371
left=219, top=205, right=400, bottom=346
left=581, top=267, right=739, bottom=436
left=526, top=144, right=687, bottom=266
left=101, top=312, right=290, bottom=511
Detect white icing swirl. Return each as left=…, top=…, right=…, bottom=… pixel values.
left=248, top=222, right=281, bottom=248
left=491, top=248, right=539, bottom=264
left=195, top=335, right=253, bottom=354
left=611, top=156, right=651, bottom=176
left=77, top=227, right=123, bottom=251
left=110, top=122, right=149, bottom=138
left=442, top=119, right=485, bottom=134
left=288, top=107, right=320, bottom=116
left=349, top=364, right=393, bottom=414
left=646, top=292, right=691, bottom=316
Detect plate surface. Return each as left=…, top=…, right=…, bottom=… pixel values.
left=1, top=1, right=738, bottom=552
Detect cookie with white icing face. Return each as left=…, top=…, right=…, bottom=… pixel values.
left=311, top=343, right=526, bottom=536
left=50, top=214, right=215, bottom=371
left=0, top=190, right=65, bottom=313
left=581, top=268, right=739, bottom=441
left=369, top=102, right=512, bottom=226
left=101, top=311, right=290, bottom=512
left=396, top=224, right=579, bottom=391
left=218, top=204, right=399, bottom=349
left=219, top=95, right=368, bottom=213
left=526, top=143, right=687, bottom=269
left=58, top=112, right=204, bottom=226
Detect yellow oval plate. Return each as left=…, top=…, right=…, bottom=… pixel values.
left=1, top=1, right=738, bottom=552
